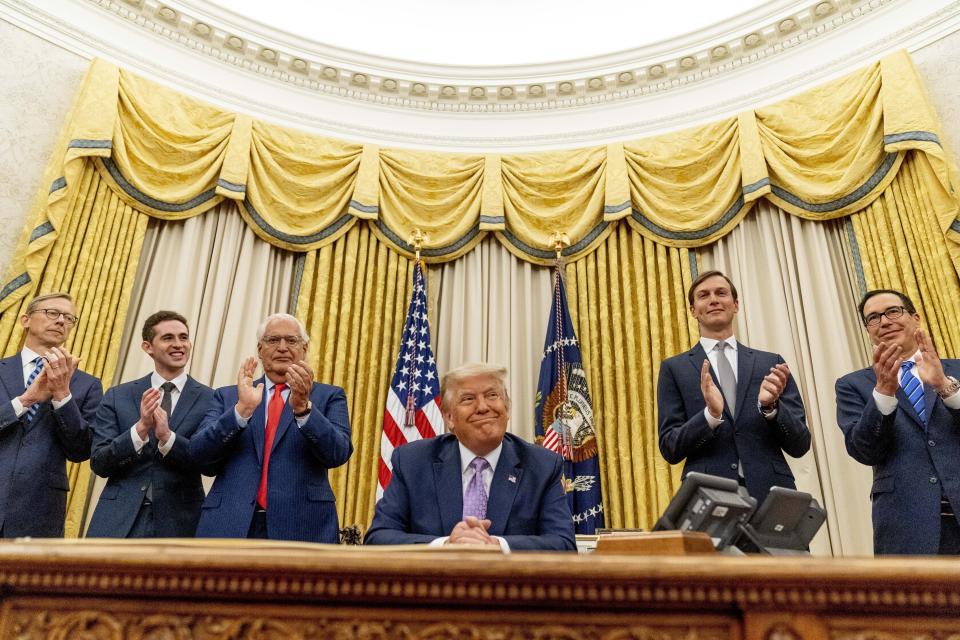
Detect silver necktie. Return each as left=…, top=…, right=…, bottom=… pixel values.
left=713, top=342, right=737, bottom=416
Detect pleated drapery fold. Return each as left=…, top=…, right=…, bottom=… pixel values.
left=4, top=50, right=958, bottom=317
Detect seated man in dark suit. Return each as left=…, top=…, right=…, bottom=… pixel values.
left=366, top=362, right=575, bottom=551
left=0, top=292, right=102, bottom=537
left=657, top=270, right=810, bottom=506
left=190, top=313, right=353, bottom=543
left=835, top=289, right=960, bottom=555
left=87, top=311, right=213, bottom=538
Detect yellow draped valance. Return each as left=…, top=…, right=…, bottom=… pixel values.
left=2, top=50, right=959, bottom=313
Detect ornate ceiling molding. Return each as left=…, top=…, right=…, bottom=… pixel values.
left=1, top=0, right=960, bottom=150
left=82, top=0, right=896, bottom=112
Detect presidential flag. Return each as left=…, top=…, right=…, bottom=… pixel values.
left=379, top=260, right=443, bottom=500
left=534, top=268, right=604, bottom=533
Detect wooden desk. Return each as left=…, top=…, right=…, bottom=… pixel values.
left=0, top=540, right=958, bottom=639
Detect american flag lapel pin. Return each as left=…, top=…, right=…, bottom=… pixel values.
left=508, top=474, right=517, bottom=483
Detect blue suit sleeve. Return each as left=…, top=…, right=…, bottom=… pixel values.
left=766, top=358, right=811, bottom=458
left=501, top=454, right=576, bottom=551
left=835, top=374, right=895, bottom=466
left=52, top=375, right=101, bottom=462
left=89, top=386, right=140, bottom=477
left=297, top=386, right=353, bottom=469
left=365, top=447, right=437, bottom=545
left=657, top=359, right=716, bottom=464
left=188, top=387, right=245, bottom=476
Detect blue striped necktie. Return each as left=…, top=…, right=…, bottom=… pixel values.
left=24, top=357, right=44, bottom=423
left=900, top=361, right=926, bottom=423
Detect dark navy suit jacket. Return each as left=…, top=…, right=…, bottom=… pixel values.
left=657, top=342, right=811, bottom=505
left=365, top=432, right=576, bottom=551
left=190, top=379, right=352, bottom=543
left=86, top=374, right=214, bottom=538
left=835, top=359, right=960, bottom=554
left=0, top=353, right=102, bottom=537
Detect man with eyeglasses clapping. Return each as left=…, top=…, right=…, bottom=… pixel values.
left=836, top=289, right=960, bottom=555
left=0, top=292, right=102, bottom=537
left=190, top=313, right=353, bottom=542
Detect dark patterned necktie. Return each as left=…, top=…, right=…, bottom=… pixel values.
left=24, top=357, right=44, bottom=424
left=160, top=381, right=176, bottom=416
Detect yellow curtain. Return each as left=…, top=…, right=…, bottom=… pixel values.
left=850, top=152, right=960, bottom=355
left=0, top=162, right=148, bottom=537
left=295, top=222, right=412, bottom=527
left=6, top=50, right=957, bottom=316
left=564, top=226, right=699, bottom=529
left=3, top=48, right=960, bottom=537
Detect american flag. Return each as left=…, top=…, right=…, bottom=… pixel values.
left=379, top=260, right=443, bottom=500
left=534, top=267, right=604, bottom=533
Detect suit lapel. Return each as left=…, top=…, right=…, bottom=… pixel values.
left=434, top=438, right=464, bottom=535
left=169, top=376, right=201, bottom=432
left=485, top=439, right=522, bottom=537
left=0, top=355, right=25, bottom=400
left=734, top=343, right=755, bottom=422
left=251, top=378, right=267, bottom=465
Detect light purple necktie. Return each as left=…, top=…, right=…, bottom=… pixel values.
left=463, top=457, right=490, bottom=519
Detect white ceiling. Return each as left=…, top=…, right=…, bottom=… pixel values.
left=204, top=0, right=769, bottom=65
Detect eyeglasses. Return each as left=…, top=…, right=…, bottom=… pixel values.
left=31, top=309, right=78, bottom=326
left=863, top=306, right=907, bottom=327
left=261, top=335, right=305, bottom=347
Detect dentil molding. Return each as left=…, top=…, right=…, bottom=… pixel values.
left=1, top=0, right=959, bottom=150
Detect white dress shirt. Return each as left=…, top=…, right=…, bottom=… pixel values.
left=130, top=370, right=189, bottom=456
left=10, top=346, right=72, bottom=417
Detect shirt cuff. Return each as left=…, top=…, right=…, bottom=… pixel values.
left=758, top=402, right=779, bottom=419
left=234, top=408, right=250, bottom=427
left=872, top=389, right=899, bottom=415
left=493, top=536, right=511, bottom=553
left=703, top=407, right=723, bottom=428
left=11, top=398, right=25, bottom=417
left=157, top=431, right=176, bottom=456
left=943, top=389, right=960, bottom=410
left=51, top=394, right=72, bottom=410
left=428, top=536, right=449, bottom=547
left=295, top=414, right=309, bottom=428
left=130, top=424, right=149, bottom=453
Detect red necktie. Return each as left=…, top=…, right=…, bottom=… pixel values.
left=257, top=383, right=287, bottom=509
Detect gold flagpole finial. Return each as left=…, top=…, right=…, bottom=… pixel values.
left=408, top=229, right=429, bottom=263
left=551, top=231, right=570, bottom=261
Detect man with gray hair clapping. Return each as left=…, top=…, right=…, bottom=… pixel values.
left=190, top=313, right=353, bottom=543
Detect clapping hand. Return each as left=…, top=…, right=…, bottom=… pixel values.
left=286, top=360, right=313, bottom=415
left=137, top=387, right=161, bottom=440
left=700, top=360, right=724, bottom=420
left=872, top=341, right=902, bottom=397
left=758, top=363, right=790, bottom=408
left=153, top=404, right=171, bottom=445
left=914, top=329, right=947, bottom=389
left=43, top=347, right=78, bottom=401
left=235, top=357, right=264, bottom=419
